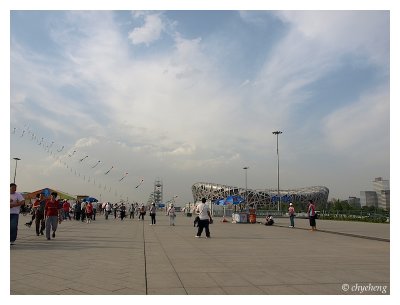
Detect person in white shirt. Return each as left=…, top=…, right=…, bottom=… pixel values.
left=105, top=202, right=112, bottom=220
left=80, top=201, right=86, bottom=222
left=194, top=198, right=212, bottom=238
left=149, top=203, right=156, bottom=225
left=167, top=204, right=176, bottom=226
left=10, top=183, right=26, bottom=245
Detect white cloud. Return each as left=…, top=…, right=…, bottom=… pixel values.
left=322, top=86, right=389, bottom=152
left=10, top=11, right=390, bottom=203
left=247, top=10, right=389, bottom=129
left=165, top=144, right=196, bottom=156
left=275, top=11, right=389, bottom=67
left=128, top=14, right=164, bottom=46
left=75, top=137, right=99, bottom=148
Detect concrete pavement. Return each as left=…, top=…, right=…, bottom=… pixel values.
left=10, top=213, right=390, bottom=295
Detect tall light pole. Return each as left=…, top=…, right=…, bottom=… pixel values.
left=243, top=167, right=249, bottom=208
left=272, top=131, right=282, bottom=212
left=13, top=157, right=21, bottom=184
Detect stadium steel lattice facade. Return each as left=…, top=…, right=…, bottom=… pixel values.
left=192, top=182, right=329, bottom=209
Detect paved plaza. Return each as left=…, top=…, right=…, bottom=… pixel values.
left=10, top=213, right=390, bottom=295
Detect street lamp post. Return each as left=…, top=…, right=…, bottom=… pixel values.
left=243, top=167, right=249, bottom=209
left=272, top=131, right=282, bottom=212
left=13, top=157, right=21, bottom=184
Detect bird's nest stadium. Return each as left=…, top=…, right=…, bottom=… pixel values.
left=192, top=182, right=329, bottom=209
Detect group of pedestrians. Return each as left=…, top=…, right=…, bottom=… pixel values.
left=261, top=200, right=317, bottom=230
left=11, top=181, right=318, bottom=246
left=10, top=183, right=63, bottom=244
left=72, top=201, right=96, bottom=223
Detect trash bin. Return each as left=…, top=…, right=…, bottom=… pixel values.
left=248, top=208, right=256, bottom=223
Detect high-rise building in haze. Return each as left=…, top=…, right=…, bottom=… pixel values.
left=360, top=177, right=390, bottom=210
left=373, top=177, right=390, bottom=210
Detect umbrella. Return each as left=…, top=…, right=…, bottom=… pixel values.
left=215, top=199, right=227, bottom=206
left=225, top=195, right=244, bottom=205
left=83, top=197, right=98, bottom=202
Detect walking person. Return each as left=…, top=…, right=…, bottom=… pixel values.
left=129, top=203, right=135, bottom=219
left=135, top=203, right=139, bottom=217
left=10, top=183, right=25, bottom=245
left=307, top=199, right=317, bottom=231
left=167, top=203, right=176, bottom=226
left=194, top=198, right=212, bottom=238
left=45, top=192, right=61, bottom=240
left=34, top=193, right=46, bottom=236
left=80, top=200, right=86, bottom=222
left=92, top=201, right=98, bottom=220
left=25, top=193, right=40, bottom=227
left=62, top=199, right=71, bottom=221
left=149, top=203, right=156, bottom=225
left=288, top=202, right=295, bottom=228
left=139, top=204, right=146, bottom=220
left=105, top=202, right=111, bottom=220
left=74, top=201, right=81, bottom=220
left=120, top=203, right=126, bottom=220
left=113, top=203, right=118, bottom=220
left=85, top=201, right=93, bottom=223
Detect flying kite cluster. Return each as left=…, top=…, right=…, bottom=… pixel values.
left=11, top=125, right=145, bottom=203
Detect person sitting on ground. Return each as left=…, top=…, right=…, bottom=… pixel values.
left=265, top=215, right=274, bottom=226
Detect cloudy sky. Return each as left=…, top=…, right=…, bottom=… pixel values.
left=8, top=8, right=391, bottom=204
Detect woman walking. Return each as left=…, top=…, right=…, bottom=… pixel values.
left=307, top=200, right=317, bottom=231
left=149, top=203, right=156, bottom=225
left=139, top=204, right=146, bottom=220
left=288, top=202, right=295, bottom=228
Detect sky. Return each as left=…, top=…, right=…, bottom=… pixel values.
left=6, top=8, right=392, bottom=205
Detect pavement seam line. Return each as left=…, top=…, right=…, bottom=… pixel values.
left=150, top=225, right=189, bottom=295
left=142, top=220, right=148, bottom=295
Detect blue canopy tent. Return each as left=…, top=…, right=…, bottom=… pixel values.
left=82, top=197, right=98, bottom=203
left=225, top=195, right=244, bottom=205
left=214, top=196, right=245, bottom=221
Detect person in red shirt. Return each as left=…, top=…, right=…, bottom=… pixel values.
left=85, top=202, right=93, bottom=223
left=45, top=192, right=61, bottom=240
left=62, top=200, right=71, bottom=221
left=288, top=202, right=295, bottom=228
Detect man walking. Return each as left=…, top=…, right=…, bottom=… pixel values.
left=45, top=192, right=61, bottom=240
left=34, top=193, right=46, bottom=236
left=10, top=183, right=25, bottom=245
left=195, top=198, right=212, bottom=238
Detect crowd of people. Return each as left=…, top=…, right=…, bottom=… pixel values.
left=11, top=182, right=319, bottom=245
left=10, top=183, right=162, bottom=245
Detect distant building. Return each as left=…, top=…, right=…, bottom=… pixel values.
left=373, top=177, right=390, bottom=210
left=348, top=196, right=361, bottom=209
left=360, top=191, right=378, bottom=208
left=359, top=177, right=390, bottom=210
